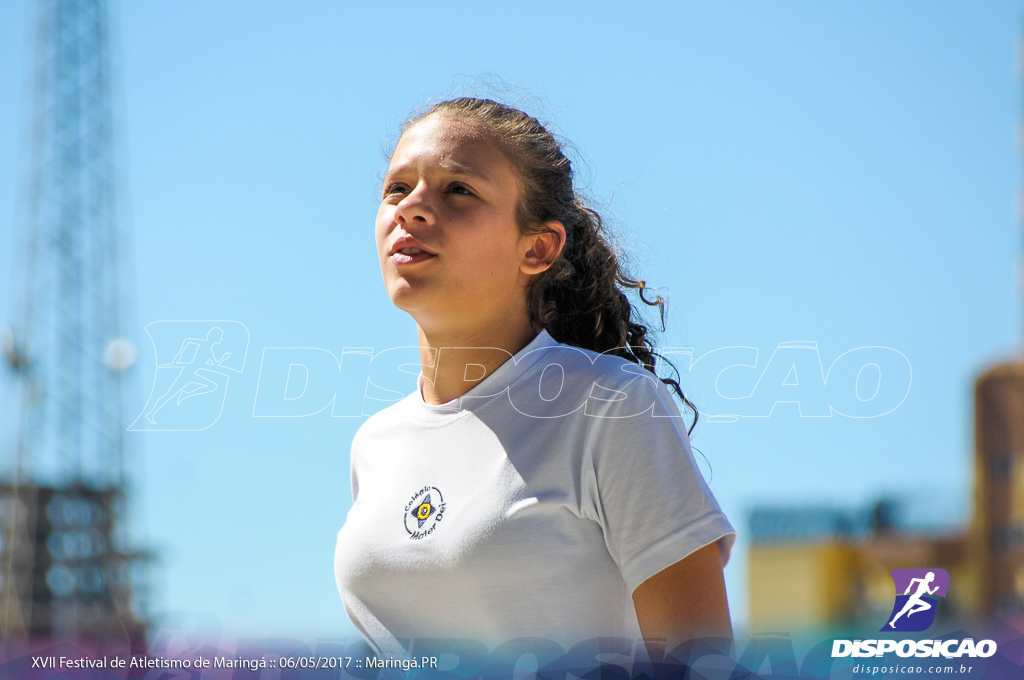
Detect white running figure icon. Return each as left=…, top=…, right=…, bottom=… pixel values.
left=145, top=327, right=231, bottom=424
left=889, top=571, right=939, bottom=627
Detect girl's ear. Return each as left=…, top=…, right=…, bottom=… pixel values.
left=520, top=221, right=566, bottom=275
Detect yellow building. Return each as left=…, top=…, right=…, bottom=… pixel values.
left=748, top=358, right=1024, bottom=631
left=749, top=540, right=859, bottom=631
left=748, top=506, right=968, bottom=633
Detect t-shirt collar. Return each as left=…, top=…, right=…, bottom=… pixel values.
left=415, top=329, right=559, bottom=411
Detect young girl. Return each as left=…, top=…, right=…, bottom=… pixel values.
left=334, top=98, right=735, bottom=662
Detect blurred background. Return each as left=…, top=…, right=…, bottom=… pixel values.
left=0, top=0, right=1020, bottom=648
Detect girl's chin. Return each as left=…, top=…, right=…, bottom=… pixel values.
left=386, top=285, right=446, bottom=317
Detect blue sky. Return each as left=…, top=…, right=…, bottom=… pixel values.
left=0, top=1, right=1021, bottom=644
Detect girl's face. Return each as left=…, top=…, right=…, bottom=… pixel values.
left=376, top=114, right=535, bottom=332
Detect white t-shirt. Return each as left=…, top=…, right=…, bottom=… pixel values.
left=334, top=330, right=735, bottom=658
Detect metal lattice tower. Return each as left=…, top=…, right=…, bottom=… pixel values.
left=1, top=0, right=146, bottom=642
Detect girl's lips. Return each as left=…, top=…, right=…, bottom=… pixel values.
left=391, top=250, right=436, bottom=265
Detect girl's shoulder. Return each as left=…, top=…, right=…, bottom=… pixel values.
left=507, top=338, right=680, bottom=421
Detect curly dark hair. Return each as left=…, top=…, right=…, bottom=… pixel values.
left=402, top=97, right=698, bottom=432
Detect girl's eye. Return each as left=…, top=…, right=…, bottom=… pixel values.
left=383, top=183, right=408, bottom=198
left=447, top=183, right=473, bottom=196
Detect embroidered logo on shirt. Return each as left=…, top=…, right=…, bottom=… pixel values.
left=404, top=486, right=446, bottom=539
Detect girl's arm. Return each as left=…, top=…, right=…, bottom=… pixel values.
left=632, top=540, right=733, bottom=649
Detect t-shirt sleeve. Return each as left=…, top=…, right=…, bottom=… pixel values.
left=581, top=370, right=735, bottom=594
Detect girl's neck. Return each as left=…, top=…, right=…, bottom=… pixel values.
left=416, top=320, right=538, bottom=405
